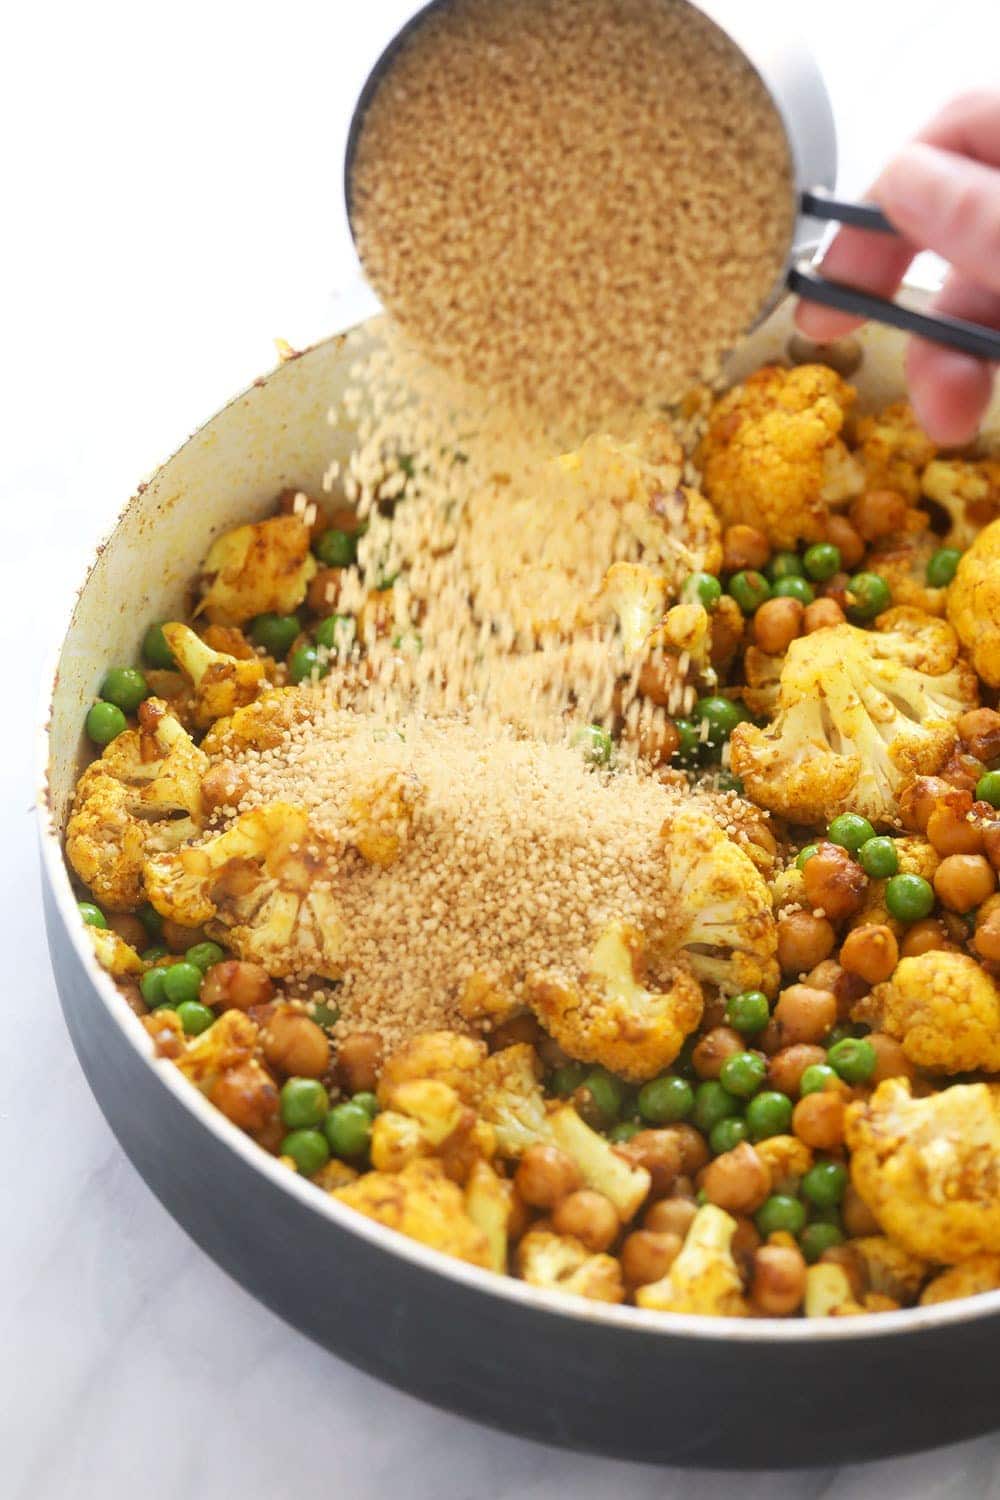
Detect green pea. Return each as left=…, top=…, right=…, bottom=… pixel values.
left=803, top=543, right=842, bottom=582
left=314, top=528, right=358, bottom=568
left=672, top=717, right=701, bottom=766
left=551, top=1062, right=589, bottom=1098
left=280, top=1077, right=330, bottom=1129
left=175, top=1001, right=215, bottom=1036
left=637, top=1075, right=694, bottom=1124
left=352, top=1092, right=380, bottom=1120
left=709, top=1117, right=749, bottom=1155
left=138, top=903, right=163, bottom=939
left=161, top=962, right=204, bottom=1007
left=185, top=941, right=225, bottom=973
left=281, top=1129, right=330, bottom=1176
left=926, top=547, right=962, bottom=588
left=796, top=843, right=820, bottom=871
left=885, top=872, right=935, bottom=924
left=725, top=991, right=770, bottom=1036
left=692, top=1079, right=741, bottom=1133
left=316, top=614, right=357, bottom=653
left=859, top=835, right=899, bottom=879
left=582, top=1070, right=625, bottom=1123
left=682, top=572, right=722, bottom=609
left=572, top=724, right=614, bottom=766
left=827, top=1036, right=877, bottom=1083
left=140, top=967, right=169, bottom=1007
left=799, top=1222, right=844, bottom=1263
left=78, top=901, right=107, bottom=928
left=141, top=944, right=169, bottom=964
left=802, top=1160, right=848, bottom=1209
left=719, top=1051, right=767, bottom=1099
left=609, top=1120, right=642, bottom=1143
left=693, top=695, right=749, bottom=751
left=141, top=623, right=176, bottom=669
left=755, top=1194, right=806, bottom=1238
left=311, top=1001, right=341, bottom=1031
left=828, top=813, right=876, bottom=854
left=728, top=570, right=771, bottom=614
left=324, top=1102, right=372, bottom=1159
left=288, top=645, right=330, bottom=684
left=86, top=701, right=128, bottom=746
left=745, top=1090, right=793, bottom=1141
left=100, top=666, right=149, bottom=714
left=771, top=576, right=815, bottom=605
left=823, top=1024, right=860, bottom=1049
left=249, top=613, right=300, bottom=658
left=768, top=551, right=805, bottom=581
left=799, top=1063, right=840, bottom=1097
left=846, top=572, right=892, bottom=621
left=976, top=771, right=1000, bottom=809
left=716, top=771, right=744, bottom=795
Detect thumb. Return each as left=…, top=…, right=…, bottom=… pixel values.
left=875, top=141, right=1000, bottom=295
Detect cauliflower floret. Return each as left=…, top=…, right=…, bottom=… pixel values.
left=346, top=769, right=424, bottom=867
left=742, top=645, right=784, bottom=719
left=635, top=1204, right=748, bottom=1316
left=854, top=400, right=937, bottom=500
left=197, top=515, right=317, bottom=625
left=161, top=623, right=266, bottom=729
left=731, top=614, right=977, bottom=827
left=922, top=457, right=1000, bottom=548
left=516, top=1225, right=624, bottom=1303
left=755, top=1135, right=812, bottom=1194
left=525, top=920, right=703, bottom=1083
left=700, top=364, right=863, bottom=549
left=66, top=699, right=206, bottom=911
left=144, top=803, right=345, bottom=978
left=854, top=951, right=1000, bottom=1074
left=475, top=1044, right=650, bottom=1220
left=174, top=1008, right=258, bottom=1092
left=804, top=1263, right=863, bottom=1318
left=597, top=562, right=669, bottom=654
left=850, top=1236, right=928, bottom=1303
left=371, top=1076, right=494, bottom=1183
left=334, top=1158, right=493, bottom=1269
left=377, top=1031, right=487, bottom=1107
left=867, top=531, right=948, bottom=618
left=919, top=1254, right=1000, bottom=1306
left=86, top=925, right=144, bottom=977
left=948, top=517, right=1000, bottom=687
left=464, top=1161, right=513, bottom=1275
left=202, top=687, right=315, bottom=756
left=846, top=1078, right=1000, bottom=1262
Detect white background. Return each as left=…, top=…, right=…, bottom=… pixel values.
left=3, top=2, right=999, bottom=1496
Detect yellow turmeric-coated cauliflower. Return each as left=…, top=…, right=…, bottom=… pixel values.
left=846, top=1078, right=1000, bottom=1262
left=377, top=1031, right=487, bottom=1107
left=464, top=1162, right=512, bottom=1275
left=597, top=562, right=670, bottom=655
left=804, top=1263, right=864, bottom=1318
left=66, top=699, right=206, bottom=911
left=755, top=1135, right=813, bottom=1195
left=201, top=686, right=315, bottom=756
left=370, top=1077, right=494, bottom=1182
left=867, top=531, right=948, bottom=618
left=516, top=1226, right=625, bottom=1303
left=922, top=457, right=1000, bottom=548
left=144, top=803, right=345, bottom=978
left=334, top=1158, right=493, bottom=1269
left=700, top=364, right=863, bottom=549
left=86, top=925, right=144, bottom=977
left=161, top=623, right=266, bottom=729
left=854, top=400, right=937, bottom=501
left=346, top=769, right=425, bottom=867
left=731, top=612, right=977, bottom=827
left=854, top=951, right=1000, bottom=1074
left=635, top=1204, right=748, bottom=1316
left=919, top=1254, right=1000, bottom=1306
left=849, top=1236, right=928, bottom=1303
left=525, top=920, right=703, bottom=1083
left=174, top=1008, right=258, bottom=1092
left=948, top=518, right=1000, bottom=687
left=197, top=515, right=316, bottom=626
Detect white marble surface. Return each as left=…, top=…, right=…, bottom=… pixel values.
left=3, top=2, right=999, bottom=1495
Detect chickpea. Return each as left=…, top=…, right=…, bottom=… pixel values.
left=731, top=1216, right=762, bottom=1272
left=753, top=597, right=803, bottom=655
left=514, top=1145, right=582, bottom=1208
left=767, top=1044, right=827, bottom=1097
left=842, top=1183, right=881, bottom=1237
left=792, top=1090, right=845, bottom=1150
left=974, top=898, right=1000, bottom=961
left=200, top=760, right=249, bottom=813
left=849, top=488, right=908, bottom=541
left=691, top=1025, right=745, bottom=1080
left=751, top=1244, right=807, bottom=1315
left=805, top=958, right=841, bottom=991
left=804, top=959, right=866, bottom=1020
left=709, top=597, right=745, bottom=669
left=161, top=918, right=208, bottom=954
left=201, top=960, right=274, bottom=1011
left=626, top=709, right=680, bottom=765
left=934, top=854, right=996, bottom=913
left=636, top=655, right=676, bottom=708
left=277, top=486, right=329, bottom=540
left=940, top=750, right=987, bottom=795
left=644, top=1197, right=697, bottom=1238
left=803, top=597, right=846, bottom=633
left=899, top=776, right=954, bottom=833
left=210, top=1062, right=279, bottom=1134
left=489, top=1014, right=541, bottom=1051
left=700, top=994, right=729, bottom=1031
left=866, top=1031, right=916, bottom=1084
left=616, top=1129, right=682, bottom=1198
left=335, top=1032, right=384, bottom=1094
left=535, top=1033, right=572, bottom=1071
left=507, top=1189, right=533, bottom=1244
left=825, top=514, right=865, bottom=569
left=839, top=924, right=899, bottom=985
left=772, top=984, right=838, bottom=1046
left=958, top=708, right=1000, bottom=764
left=777, top=910, right=836, bottom=975
left=802, top=842, right=867, bottom=920
left=262, top=1009, right=331, bottom=1079
left=722, top=523, right=770, bottom=573
left=900, top=917, right=951, bottom=958
left=108, top=912, right=147, bottom=950
left=620, top=1230, right=682, bottom=1287
left=926, top=796, right=984, bottom=856
left=756, top=1020, right=783, bottom=1056
left=662, top=1124, right=710, bottom=1178
left=700, top=1142, right=772, bottom=1214
left=552, top=1190, right=620, bottom=1252
left=307, top=566, right=343, bottom=617
left=668, top=1175, right=695, bottom=1201
left=984, top=822, right=1000, bottom=872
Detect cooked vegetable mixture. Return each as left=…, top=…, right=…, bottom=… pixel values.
left=66, top=361, right=1000, bottom=1318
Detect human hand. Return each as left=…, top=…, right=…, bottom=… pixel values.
left=794, top=90, right=1000, bottom=445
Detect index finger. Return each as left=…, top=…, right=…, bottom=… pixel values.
left=793, top=226, right=917, bottom=342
